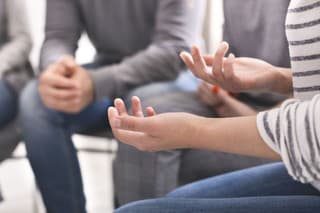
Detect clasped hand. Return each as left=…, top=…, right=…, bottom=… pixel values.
left=39, top=56, right=94, bottom=113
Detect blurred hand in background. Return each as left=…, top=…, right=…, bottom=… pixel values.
left=38, top=56, right=94, bottom=113
left=196, top=81, right=256, bottom=117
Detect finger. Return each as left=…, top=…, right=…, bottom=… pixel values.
left=180, top=51, right=198, bottom=75
left=59, top=56, right=78, bottom=76
left=40, top=73, right=78, bottom=89
left=146, top=107, right=156, bottom=116
left=59, top=56, right=77, bottom=69
left=131, top=96, right=144, bottom=117
left=41, top=86, right=80, bottom=100
left=108, top=107, right=120, bottom=128
left=115, top=115, right=154, bottom=133
left=43, top=97, right=80, bottom=113
left=212, top=42, right=229, bottom=82
left=191, top=45, right=208, bottom=76
left=50, top=63, right=69, bottom=76
left=212, top=86, right=220, bottom=94
left=111, top=128, right=156, bottom=151
left=114, top=98, right=128, bottom=116
left=223, top=53, right=236, bottom=80
left=198, top=82, right=212, bottom=97
left=181, top=51, right=216, bottom=85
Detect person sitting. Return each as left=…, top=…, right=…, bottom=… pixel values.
left=109, top=0, right=320, bottom=212
left=114, top=0, right=291, bottom=205
left=19, top=0, right=204, bottom=212
left=0, top=0, right=33, bottom=202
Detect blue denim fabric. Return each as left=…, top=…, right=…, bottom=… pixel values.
left=0, top=80, right=17, bottom=128
left=116, top=163, right=320, bottom=213
left=19, top=62, right=112, bottom=213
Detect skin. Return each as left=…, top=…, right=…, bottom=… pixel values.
left=180, top=42, right=293, bottom=95
left=107, top=42, right=294, bottom=161
left=197, top=81, right=256, bottom=117
left=39, top=56, right=94, bottom=114
left=108, top=97, right=280, bottom=159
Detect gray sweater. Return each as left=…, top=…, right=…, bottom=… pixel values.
left=41, top=0, right=205, bottom=100
left=0, top=0, right=32, bottom=92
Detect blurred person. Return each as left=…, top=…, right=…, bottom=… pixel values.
left=19, top=0, right=204, bottom=212
left=0, top=0, right=33, bottom=202
left=109, top=0, right=320, bottom=211
left=113, top=0, right=291, bottom=205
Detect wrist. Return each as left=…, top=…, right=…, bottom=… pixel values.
left=270, top=67, right=293, bottom=95
left=188, top=116, right=216, bottom=149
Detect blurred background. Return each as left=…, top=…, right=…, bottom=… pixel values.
left=0, top=0, right=224, bottom=212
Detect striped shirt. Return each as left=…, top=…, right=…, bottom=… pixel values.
left=257, top=0, right=320, bottom=189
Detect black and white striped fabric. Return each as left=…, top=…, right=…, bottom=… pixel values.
left=257, top=0, right=320, bottom=189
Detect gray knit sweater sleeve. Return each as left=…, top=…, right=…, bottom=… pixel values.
left=0, top=0, right=32, bottom=77
left=89, top=0, right=206, bottom=100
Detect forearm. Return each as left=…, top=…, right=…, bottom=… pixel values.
left=40, top=0, right=82, bottom=71
left=40, top=40, right=76, bottom=71
left=89, top=44, right=185, bottom=100
left=192, top=116, right=281, bottom=159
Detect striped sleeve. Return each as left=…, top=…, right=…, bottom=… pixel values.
left=257, top=94, right=320, bottom=183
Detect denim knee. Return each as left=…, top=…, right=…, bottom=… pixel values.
left=19, top=80, right=64, bottom=128
left=115, top=199, right=162, bottom=213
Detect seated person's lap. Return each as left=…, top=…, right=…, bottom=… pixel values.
left=20, top=79, right=112, bottom=134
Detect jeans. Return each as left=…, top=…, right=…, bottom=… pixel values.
left=116, top=163, right=320, bottom=213
left=20, top=78, right=112, bottom=213
left=20, top=69, right=197, bottom=212
left=0, top=80, right=17, bottom=128
left=0, top=80, right=20, bottom=163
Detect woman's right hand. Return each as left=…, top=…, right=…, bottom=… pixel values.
left=180, top=42, right=291, bottom=94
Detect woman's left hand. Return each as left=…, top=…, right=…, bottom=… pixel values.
left=108, top=97, right=205, bottom=152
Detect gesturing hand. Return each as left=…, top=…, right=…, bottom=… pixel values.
left=180, top=42, right=281, bottom=93
left=108, top=97, right=204, bottom=152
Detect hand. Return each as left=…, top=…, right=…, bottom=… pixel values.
left=39, top=56, right=94, bottom=113
left=108, top=97, right=204, bottom=152
left=180, top=42, right=282, bottom=94
left=197, top=81, right=228, bottom=108
left=197, top=81, right=256, bottom=117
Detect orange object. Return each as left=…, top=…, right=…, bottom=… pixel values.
left=212, top=86, right=220, bottom=94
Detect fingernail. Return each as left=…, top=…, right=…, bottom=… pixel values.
left=111, top=118, right=121, bottom=128
left=212, top=86, right=220, bottom=94
left=191, top=45, right=197, bottom=54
